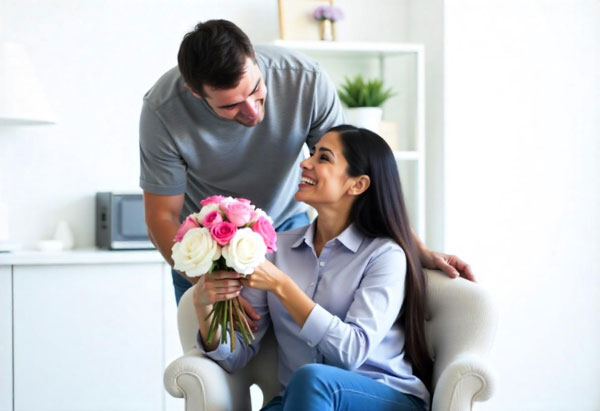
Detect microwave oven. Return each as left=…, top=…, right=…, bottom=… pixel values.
left=95, top=192, right=154, bottom=250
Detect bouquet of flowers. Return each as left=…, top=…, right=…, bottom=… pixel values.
left=171, top=195, right=277, bottom=351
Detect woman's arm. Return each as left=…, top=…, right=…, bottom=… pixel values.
left=243, top=248, right=404, bottom=370
left=242, top=261, right=315, bottom=327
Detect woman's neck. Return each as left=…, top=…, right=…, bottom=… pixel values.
left=312, top=207, right=351, bottom=257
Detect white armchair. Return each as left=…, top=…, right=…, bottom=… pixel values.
left=164, top=270, right=497, bottom=411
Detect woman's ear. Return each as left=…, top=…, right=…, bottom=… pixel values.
left=348, top=175, right=371, bottom=196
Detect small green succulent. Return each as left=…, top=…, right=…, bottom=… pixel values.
left=337, top=75, right=396, bottom=108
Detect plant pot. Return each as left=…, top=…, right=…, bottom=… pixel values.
left=344, top=107, right=383, bottom=132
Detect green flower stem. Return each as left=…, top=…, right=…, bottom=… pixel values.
left=228, top=299, right=236, bottom=352
left=220, top=301, right=228, bottom=344
left=233, top=297, right=255, bottom=341
left=206, top=301, right=222, bottom=344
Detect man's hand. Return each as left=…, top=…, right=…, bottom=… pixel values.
left=411, top=229, right=475, bottom=281
left=419, top=248, right=476, bottom=282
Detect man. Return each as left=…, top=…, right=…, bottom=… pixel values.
left=139, top=19, right=473, bottom=306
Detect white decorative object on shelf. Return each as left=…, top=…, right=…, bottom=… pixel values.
left=36, top=240, right=65, bottom=252
left=344, top=107, right=383, bottom=132
left=54, top=220, right=75, bottom=250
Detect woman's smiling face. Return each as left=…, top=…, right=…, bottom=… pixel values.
left=295, top=131, right=356, bottom=208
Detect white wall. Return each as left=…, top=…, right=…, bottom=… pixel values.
left=0, top=0, right=410, bottom=249
left=444, top=1, right=600, bottom=410
left=407, top=0, right=445, bottom=251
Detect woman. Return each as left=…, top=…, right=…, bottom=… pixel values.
left=192, top=125, right=432, bottom=410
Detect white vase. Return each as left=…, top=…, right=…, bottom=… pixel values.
left=344, top=107, right=383, bottom=133
left=319, top=19, right=334, bottom=41
left=54, top=220, right=75, bottom=250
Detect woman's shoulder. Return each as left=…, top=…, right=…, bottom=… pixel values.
left=360, top=235, right=407, bottom=267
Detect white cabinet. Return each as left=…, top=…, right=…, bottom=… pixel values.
left=0, top=266, right=12, bottom=411
left=0, top=250, right=181, bottom=411
left=274, top=41, right=426, bottom=240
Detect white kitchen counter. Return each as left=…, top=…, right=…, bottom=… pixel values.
left=0, top=248, right=165, bottom=266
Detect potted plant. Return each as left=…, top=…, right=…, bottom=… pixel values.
left=337, top=75, right=395, bottom=132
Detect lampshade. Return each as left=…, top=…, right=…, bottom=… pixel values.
left=0, top=42, right=56, bottom=125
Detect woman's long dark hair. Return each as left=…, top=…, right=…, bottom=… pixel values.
left=332, top=124, right=433, bottom=390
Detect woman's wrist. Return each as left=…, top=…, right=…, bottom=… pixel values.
left=274, top=273, right=294, bottom=300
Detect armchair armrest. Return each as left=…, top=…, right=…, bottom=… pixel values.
left=425, top=270, right=498, bottom=411
left=163, top=347, right=251, bottom=411
left=431, top=353, right=496, bottom=411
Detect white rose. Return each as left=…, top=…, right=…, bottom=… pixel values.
left=195, top=203, right=220, bottom=225
left=221, top=227, right=267, bottom=275
left=171, top=227, right=221, bottom=277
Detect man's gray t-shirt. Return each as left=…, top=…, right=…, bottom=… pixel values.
left=139, top=45, right=344, bottom=227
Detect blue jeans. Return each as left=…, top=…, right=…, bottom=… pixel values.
left=261, top=364, right=426, bottom=411
left=171, top=211, right=310, bottom=305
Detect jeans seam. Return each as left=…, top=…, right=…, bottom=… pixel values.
left=330, top=388, right=421, bottom=410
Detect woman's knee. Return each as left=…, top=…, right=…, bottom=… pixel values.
left=287, top=363, right=330, bottom=392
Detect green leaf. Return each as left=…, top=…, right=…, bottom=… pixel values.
left=337, top=75, right=396, bottom=108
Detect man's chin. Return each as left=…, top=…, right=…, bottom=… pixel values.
left=236, top=116, right=263, bottom=127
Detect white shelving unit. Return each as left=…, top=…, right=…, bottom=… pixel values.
left=273, top=40, right=426, bottom=240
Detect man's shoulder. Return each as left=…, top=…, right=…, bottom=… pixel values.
left=255, top=44, right=321, bottom=74
left=143, top=66, right=186, bottom=109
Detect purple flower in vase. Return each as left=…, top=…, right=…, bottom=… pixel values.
left=312, top=5, right=344, bottom=22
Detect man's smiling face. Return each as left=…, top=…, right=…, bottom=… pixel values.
left=193, top=58, right=267, bottom=127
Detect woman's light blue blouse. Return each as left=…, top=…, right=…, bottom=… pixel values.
left=198, top=221, right=430, bottom=406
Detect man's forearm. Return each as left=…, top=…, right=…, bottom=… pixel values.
left=147, top=217, right=179, bottom=266
left=147, top=217, right=198, bottom=283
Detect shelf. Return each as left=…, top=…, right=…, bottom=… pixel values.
left=272, top=40, right=423, bottom=58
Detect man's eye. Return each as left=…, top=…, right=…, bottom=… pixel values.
left=320, top=155, right=329, bottom=161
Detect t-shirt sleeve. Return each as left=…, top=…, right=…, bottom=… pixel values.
left=306, top=68, right=346, bottom=149
left=138, top=100, right=187, bottom=195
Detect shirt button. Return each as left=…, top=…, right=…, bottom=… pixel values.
left=319, top=261, right=325, bottom=267
left=307, top=340, right=314, bottom=347
left=309, top=282, right=315, bottom=286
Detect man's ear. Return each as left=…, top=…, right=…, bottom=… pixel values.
left=348, top=175, right=370, bottom=196
left=184, top=82, right=203, bottom=99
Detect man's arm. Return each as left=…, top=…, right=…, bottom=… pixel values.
left=411, top=229, right=476, bottom=282
left=143, top=191, right=197, bottom=284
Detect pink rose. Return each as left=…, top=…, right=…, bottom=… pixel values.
left=210, top=222, right=238, bottom=246
left=174, top=216, right=201, bottom=242
left=221, top=199, right=254, bottom=226
left=235, top=197, right=252, bottom=205
left=201, top=210, right=223, bottom=228
left=251, top=216, right=277, bottom=253
left=200, top=195, right=226, bottom=206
